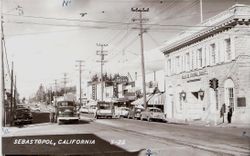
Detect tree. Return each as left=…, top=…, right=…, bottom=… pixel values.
left=36, top=84, right=46, bottom=102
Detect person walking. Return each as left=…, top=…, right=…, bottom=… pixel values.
left=227, top=106, right=233, bottom=123
left=220, top=103, right=226, bottom=123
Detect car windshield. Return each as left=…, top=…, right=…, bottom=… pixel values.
left=98, top=103, right=111, bottom=109
left=58, top=101, right=74, bottom=107
left=150, top=108, right=162, bottom=113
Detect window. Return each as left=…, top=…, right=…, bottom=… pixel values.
left=197, top=48, right=202, bottom=68
left=191, top=51, right=195, bottom=70
left=167, top=59, right=171, bottom=75
left=225, top=38, right=231, bottom=60
left=186, top=52, right=190, bottom=71
left=176, top=56, right=180, bottom=73
left=211, top=44, right=216, bottom=64
left=228, top=88, right=234, bottom=108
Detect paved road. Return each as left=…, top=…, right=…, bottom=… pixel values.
left=2, top=114, right=250, bottom=156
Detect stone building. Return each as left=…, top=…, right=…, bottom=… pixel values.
left=161, top=4, right=250, bottom=124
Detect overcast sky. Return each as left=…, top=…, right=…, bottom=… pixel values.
left=2, top=0, right=250, bottom=98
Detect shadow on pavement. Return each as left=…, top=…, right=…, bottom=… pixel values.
left=3, top=134, right=142, bottom=156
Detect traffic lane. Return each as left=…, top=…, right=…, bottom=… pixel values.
left=93, top=117, right=250, bottom=155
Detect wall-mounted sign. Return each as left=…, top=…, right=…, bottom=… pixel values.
left=92, top=84, right=97, bottom=100
left=182, top=70, right=208, bottom=79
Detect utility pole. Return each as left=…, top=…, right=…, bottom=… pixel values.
left=54, top=80, right=58, bottom=97
left=10, top=62, right=13, bottom=126
left=76, top=60, right=84, bottom=106
left=62, top=73, right=68, bottom=95
left=1, top=14, right=5, bottom=127
left=96, top=43, right=108, bottom=101
left=14, top=75, right=17, bottom=112
left=131, top=7, right=149, bottom=109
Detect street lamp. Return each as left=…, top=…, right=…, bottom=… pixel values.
left=180, top=90, right=186, bottom=101
left=198, top=89, right=205, bottom=100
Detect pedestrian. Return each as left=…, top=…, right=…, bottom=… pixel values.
left=227, top=106, right=233, bottom=123
left=220, top=103, right=226, bottom=123
left=49, top=110, right=54, bottom=123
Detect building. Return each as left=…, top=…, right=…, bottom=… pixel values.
left=161, top=4, right=250, bottom=124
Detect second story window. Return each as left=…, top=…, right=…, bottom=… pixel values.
left=191, top=51, right=195, bottom=70
left=176, top=56, right=180, bottom=73
left=197, top=48, right=202, bottom=68
left=167, top=59, right=171, bottom=75
left=225, top=38, right=231, bottom=60
left=210, top=43, right=216, bottom=65
left=186, top=52, right=190, bottom=71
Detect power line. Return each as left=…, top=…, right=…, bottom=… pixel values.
left=6, top=18, right=244, bottom=30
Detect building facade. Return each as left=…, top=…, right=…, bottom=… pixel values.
left=161, top=4, right=250, bottom=124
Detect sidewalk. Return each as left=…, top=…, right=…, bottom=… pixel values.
left=167, top=118, right=250, bottom=128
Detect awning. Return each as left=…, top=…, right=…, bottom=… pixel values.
left=131, top=94, right=154, bottom=105
left=147, top=92, right=165, bottom=106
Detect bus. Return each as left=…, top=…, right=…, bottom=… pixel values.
left=56, top=96, right=79, bottom=124
left=95, top=101, right=114, bottom=119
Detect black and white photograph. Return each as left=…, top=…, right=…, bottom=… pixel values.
left=0, top=0, right=250, bottom=155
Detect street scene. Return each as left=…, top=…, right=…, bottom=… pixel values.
left=1, top=0, right=250, bottom=156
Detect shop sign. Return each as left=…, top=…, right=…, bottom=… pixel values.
left=182, top=70, right=208, bottom=79
left=115, top=76, right=129, bottom=83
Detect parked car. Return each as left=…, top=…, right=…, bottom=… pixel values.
left=88, top=105, right=97, bottom=114
left=120, top=107, right=129, bottom=118
left=79, top=106, right=89, bottom=114
left=95, top=101, right=114, bottom=119
left=128, top=107, right=143, bottom=120
left=14, top=108, right=33, bottom=125
left=140, top=107, right=166, bottom=122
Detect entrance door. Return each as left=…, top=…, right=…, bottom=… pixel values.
left=224, top=79, right=235, bottom=110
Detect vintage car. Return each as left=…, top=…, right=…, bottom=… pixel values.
left=79, top=106, right=89, bottom=114
left=116, top=107, right=130, bottom=118
left=88, top=105, right=97, bottom=114
left=14, top=108, right=33, bottom=125
left=128, top=107, right=144, bottom=120
left=57, top=100, right=80, bottom=124
left=95, top=101, right=114, bottom=119
left=140, top=107, right=166, bottom=122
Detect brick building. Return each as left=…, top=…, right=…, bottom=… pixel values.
left=161, top=4, right=250, bottom=124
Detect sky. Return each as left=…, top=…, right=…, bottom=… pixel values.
left=2, top=0, right=250, bottom=98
